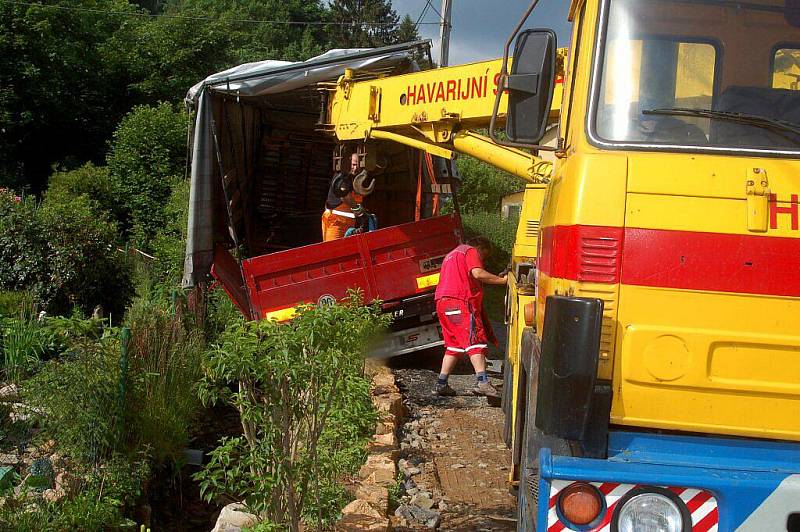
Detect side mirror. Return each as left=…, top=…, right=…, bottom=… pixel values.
left=505, top=29, right=557, bottom=145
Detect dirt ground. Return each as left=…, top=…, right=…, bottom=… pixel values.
left=389, top=345, right=517, bottom=531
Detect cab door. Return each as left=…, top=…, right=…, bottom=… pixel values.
left=614, top=152, right=800, bottom=442
left=604, top=38, right=800, bottom=441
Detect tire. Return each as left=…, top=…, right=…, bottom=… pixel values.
left=501, top=348, right=513, bottom=448
left=516, top=349, right=572, bottom=531
left=517, top=417, right=537, bottom=531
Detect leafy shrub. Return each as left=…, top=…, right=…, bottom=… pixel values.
left=38, top=193, right=133, bottom=317
left=461, top=211, right=519, bottom=272
left=0, top=454, right=149, bottom=531
left=195, top=292, right=389, bottom=530
left=25, top=293, right=204, bottom=469
left=107, top=103, right=189, bottom=249
left=0, top=191, right=133, bottom=317
left=455, top=155, right=526, bottom=214
left=39, top=314, right=107, bottom=358
left=150, top=178, right=190, bottom=287
left=204, top=286, right=242, bottom=344
left=45, top=163, right=122, bottom=223
left=0, top=491, right=125, bottom=532
left=0, top=193, right=47, bottom=293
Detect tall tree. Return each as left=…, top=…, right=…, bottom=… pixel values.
left=0, top=0, right=331, bottom=192
left=171, top=0, right=327, bottom=61
left=396, top=14, right=420, bottom=44
left=327, top=0, right=401, bottom=48
left=0, top=0, right=143, bottom=192
left=130, top=0, right=165, bottom=13
left=102, top=0, right=329, bottom=104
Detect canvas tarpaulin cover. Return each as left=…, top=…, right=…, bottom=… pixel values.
left=182, top=41, right=429, bottom=288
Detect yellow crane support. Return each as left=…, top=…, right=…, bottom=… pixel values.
left=317, top=56, right=563, bottom=182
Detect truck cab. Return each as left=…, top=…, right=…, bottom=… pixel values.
left=505, top=0, right=800, bottom=530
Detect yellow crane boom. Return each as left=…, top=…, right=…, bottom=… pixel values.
left=317, top=55, right=564, bottom=182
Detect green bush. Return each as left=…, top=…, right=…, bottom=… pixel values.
left=0, top=191, right=133, bottom=317
left=195, top=292, right=389, bottom=530
left=150, top=178, right=190, bottom=287
left=461, top=211, right=519, bottom=272
left=107, top=103, right=189, bottom=249
left=39, top=314, right=107, bottom=358
left=0, top=193, right=47, bottom=293
left=0, top=454, right=149, bottom=531
left=0, top=291, right=30, bottom=318
left=45, top=163, right=121, bottom=223
left=204, top=285, right=242, bottom=344
left=38, top=194, right=133, bottom=317
left=455, top=155, right=526, bottom=214
left=25, top=294, right=204, bottom=469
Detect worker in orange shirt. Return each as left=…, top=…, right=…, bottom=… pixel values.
left=322, top=152, right=365, bottom=242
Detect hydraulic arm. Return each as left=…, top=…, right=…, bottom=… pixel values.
left=317, top=57, right=562, bottom=182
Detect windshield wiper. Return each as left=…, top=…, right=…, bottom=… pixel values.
left=642, top=107, right=800, bottom=144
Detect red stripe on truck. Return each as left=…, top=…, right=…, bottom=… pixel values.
left=622, top=228, right=800, bottom=298
left=538, top=225, right=800, bottom=297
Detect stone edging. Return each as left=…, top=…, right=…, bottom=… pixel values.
left=335, top=362, right=406, bottom=531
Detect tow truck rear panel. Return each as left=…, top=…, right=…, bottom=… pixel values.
left=538, top=432, right=800, bottom=531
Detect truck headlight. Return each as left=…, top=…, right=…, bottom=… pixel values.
left=616, top=492, right=685, bottom=532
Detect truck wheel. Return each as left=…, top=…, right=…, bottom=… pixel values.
left=517, top=428, right=537, bottom=531
left=501, top=350, right=513, bottom=448
left=516, top=360, right=572, bottom=531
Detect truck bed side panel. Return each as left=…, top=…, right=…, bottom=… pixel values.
left=240, top=215, right=460, bottom=319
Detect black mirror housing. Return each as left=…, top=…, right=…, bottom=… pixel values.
left=505, top=29, right=557, bottom=145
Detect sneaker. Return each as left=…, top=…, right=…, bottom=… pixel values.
left=473, top=381, right=500, bottom=398
left=434, top=382, right=457, bottom=396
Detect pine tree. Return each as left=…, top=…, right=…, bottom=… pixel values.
left=397, top=14, right=420, bottom=44
left=328, top=0, right=401, bottom=48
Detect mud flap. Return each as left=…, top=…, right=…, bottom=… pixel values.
left=535, top=296, right=604, bottom=441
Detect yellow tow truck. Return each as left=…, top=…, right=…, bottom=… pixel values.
left=321, top=0, right=800, bottom=530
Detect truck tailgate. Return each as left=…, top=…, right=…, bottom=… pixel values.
left=238, top=215, right=460, bottom=320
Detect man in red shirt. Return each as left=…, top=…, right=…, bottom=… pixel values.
left=434, top=237, right=507, bottom=397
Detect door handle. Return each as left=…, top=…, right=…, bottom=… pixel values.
left=745, top=168, right=769, bottom=233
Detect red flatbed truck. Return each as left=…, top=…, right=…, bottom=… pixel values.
left=183, top=42, right=462, bottom=357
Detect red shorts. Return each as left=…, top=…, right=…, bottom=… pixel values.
left=436, top=298, right=488, bottom=357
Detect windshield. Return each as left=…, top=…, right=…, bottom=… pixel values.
left=591, top=0, right=800, bottom=153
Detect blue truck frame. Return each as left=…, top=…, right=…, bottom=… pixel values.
left=537, top=431, right=800, bottom=531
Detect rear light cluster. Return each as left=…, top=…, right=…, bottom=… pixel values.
left=550, top=481, right=714, bottom=532
left=537, top=225, right=624, bottom=284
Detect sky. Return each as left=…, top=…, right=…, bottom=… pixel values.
left=391, top=0, right=573, bottom=65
